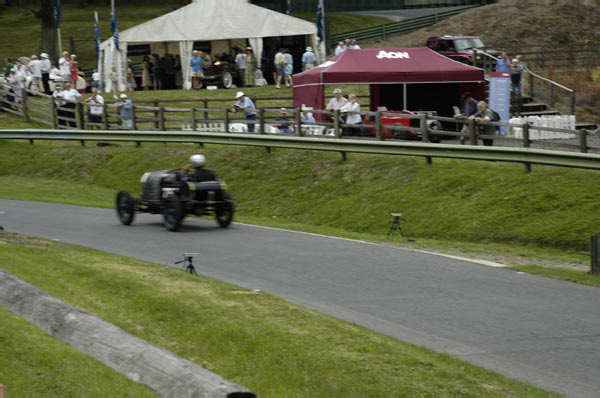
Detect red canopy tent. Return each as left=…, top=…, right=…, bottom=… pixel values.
left=293, top=47, right=485, bottom=116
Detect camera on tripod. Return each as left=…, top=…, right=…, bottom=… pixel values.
left=174, top=253, right=200, bottom=275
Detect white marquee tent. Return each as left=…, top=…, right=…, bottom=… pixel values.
left=99, top=0, right=322, bottom=92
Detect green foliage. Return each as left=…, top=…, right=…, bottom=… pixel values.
left=0, top=234, right=559, bottom=397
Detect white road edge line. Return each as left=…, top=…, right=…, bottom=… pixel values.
left=235, top=222, right=508, bottom=268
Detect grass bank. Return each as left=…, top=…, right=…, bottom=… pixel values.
left=0, top=231, right=558, bottom=397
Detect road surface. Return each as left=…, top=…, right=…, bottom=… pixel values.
left=1, top=199, right=599, bottom=398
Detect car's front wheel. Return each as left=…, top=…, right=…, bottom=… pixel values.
left=222, top=71, right=233, bottom=89
left=116, top=190, right=135, bottom=225
left=163, top=195, right=184, bottom=231
left=215, top=192, right=234, bottom=228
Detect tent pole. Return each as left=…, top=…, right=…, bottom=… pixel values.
left=403, top=84, right=407, bottom=110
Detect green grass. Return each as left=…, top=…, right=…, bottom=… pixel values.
left=0, top=305, right=155, bottom=397
left=0, top=231, right=559, bottom=397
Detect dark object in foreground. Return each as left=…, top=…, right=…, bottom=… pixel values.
left=116, top=169, right=234, bottom=231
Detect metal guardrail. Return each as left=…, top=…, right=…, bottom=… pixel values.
left=330, top=5, right=481, bottom=44
left=2, top=129, right=600, bottom=171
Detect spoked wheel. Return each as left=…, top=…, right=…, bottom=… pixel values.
left=215, top=192, right=234, bottom=228
left=163, top=195, right=184, bottom=232
left=221, top=71, right=233, bottom=89
left=116, top=190, right=135, bottom=225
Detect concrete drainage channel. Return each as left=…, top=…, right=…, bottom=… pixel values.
left=0, top=269, right=257, bottom=398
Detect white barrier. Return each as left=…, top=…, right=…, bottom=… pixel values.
left=509, top=115, right=576, bottom=140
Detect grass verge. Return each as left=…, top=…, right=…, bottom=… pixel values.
left=0, top=231, right=559, bottom=397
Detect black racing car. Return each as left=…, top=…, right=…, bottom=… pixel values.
left=116, top=169, right=234, bottom=231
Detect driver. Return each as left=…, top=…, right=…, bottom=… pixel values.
left=185, top=154, right=217, bottom=182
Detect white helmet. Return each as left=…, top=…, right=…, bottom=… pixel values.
left=189, top=154, right=206, bottom=168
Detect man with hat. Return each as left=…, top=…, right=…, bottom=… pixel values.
left=244, top=47, right=256, bottom=87
left=40, top=53, right=52, bottom=94
left=232, top=91, right=256, bottom=132
left=454, top=91, right=479, bottom=145
left=28, top=54, right=44, bottom=93
left=116, top=93, right=133, bottom=129
left=274, top=108, right=294, bottom=134
left=302, top=46, right=316, bottom=71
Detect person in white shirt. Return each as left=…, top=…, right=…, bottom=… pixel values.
left=59, top=82, right=81, bottom=127
left=58, top=51, right=71, bottom=87
left=351, top=39, right=361, bottom=49
left=334, top=41, right=345, bottom=56
left=302, top=46, right=316, bottom=71
left=340, top=93, right=362, bottom=136
left=53, top=86, right=66, bottom=126
left=28, top=55, right=44, bottom=92
left=85, top=87, right=104, bottom=129
left=12, top=60, right=28, bottom=87
left=234, top=49, right=246, bottom=86
left=326, top=88, right=348, bottom=111
left=40, top=53, right=52, bottom=94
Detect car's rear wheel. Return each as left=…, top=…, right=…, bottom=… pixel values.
left=392, top=122, right=411, bottom=140
left=222, top=72, right=233, bottom=89
left=116, top=190, right=135, bottom=225
left=163, top=195, right=184, bottom=231
left=215, top=192, right=234, bottom=228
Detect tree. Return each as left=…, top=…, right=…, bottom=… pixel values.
left=37, top=0, right=57, bottom=63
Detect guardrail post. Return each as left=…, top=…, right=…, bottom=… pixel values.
left=591, top=233, right=600, bottom=276
left=522, top=122, right=532, bottom=173
left=529, top=72, right=534, bottom=98
left=259, top=108, right=265, bottom=134
left=153, top=101, right=159, bottom=129
left=468, top=119, right=477, bottom=145
left=50, top=99, right=58, bottom=129
left=77, top=101, right=85, bottom=131
left=21, top=88, right=29, bottom=121
left=159, top=107, right=166, bottom=131
left=333, top=109, right=341, bottom=138
left=224, top=108, right=229, bottom=133
left=579, top=129, right=588, bottom=153
left=420, top=114, right=432, bottom=165
left=131, top=105, right=137, bottom=131
left=375, top=110, right=383, bottom=141
left=295, top=108, right=303, bottom=137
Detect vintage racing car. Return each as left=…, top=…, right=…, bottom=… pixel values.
left=116, top=169, right=234, bottom=231
left=361, top=110, right=444, bottom=142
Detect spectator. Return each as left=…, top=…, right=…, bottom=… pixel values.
left=301, top=106, right=315, bottom=123
left=245, top=47, right=256, bottom=87
left=470, top=101, right=496, bottom=146
left=334, top=41, right=345, bottom=56
left=142, top=55, right=152, bottom=91
left=13, top=60, right=27, bottom=88
left=516, top=55, right=528, bottom=91
left=274, top=108, right=294, bottom=134
left=344, top=39, right=351, bottom=49
left=495, top=52, right=510, bottom=73
left=233, top=48, right=246, bottom=87
left=273, top=48, right=286, bottom=89
left=190, top=50, right=204, bottom=90
left=232, top=91, right=257, bottom=132
left=302, top=46, right=316, bottom=71
left=165, top=54, right=176, bottom=89
left=340, top=93, right=362, bottom=136
left=510, top=58, right=523, bottom=95
left=92, top=69, right=100, bottom=89
left=69, top=54, right=79, bottom=87
left=351, top=39, right=360, bottom=49
left=58, top=51, right=70, bottom=86
left=110, top=66, right=119, bottom=99
left=8, top=69, right=23, bottom=108
left=326, top=88, right=348, bottom=111
left=60, top=81, right=81, bottom=128
left=456, top=91, right=479, bottom=145
left=28, top=54, right=44, bottom=92
left=283, top=48, right=293, bottom=87
left=152, top=53, right=162, bottom=90
left=53, top=85, right=65, bottom=126
left=3, top=57, right=13, bottom=77
left=85, top=87, right=104, bottom=129
left=126, top=67, right=136, bottom=98
left=116, top=93, right=133, bottom=129
left=40, top=53, right=52, bottom=94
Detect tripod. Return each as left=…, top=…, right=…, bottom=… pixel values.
left=388, top=213, right=415, bottom=242
left=175, top=255, right=197, bottom=275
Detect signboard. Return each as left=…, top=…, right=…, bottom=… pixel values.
left=488, top=71, right=511, bottom=135
left=127, top=45, right=151, bottom=57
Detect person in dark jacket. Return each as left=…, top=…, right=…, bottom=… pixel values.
left=186, top=154, right=216, bottom=182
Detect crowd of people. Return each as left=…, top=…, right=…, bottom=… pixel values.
left=495, top=52, right=528, bottom=95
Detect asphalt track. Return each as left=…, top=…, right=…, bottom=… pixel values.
left=1, top=199, right=600, bottom=398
